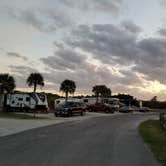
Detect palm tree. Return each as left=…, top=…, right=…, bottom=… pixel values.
left=102, top=87, right=112, bottom=98
left=60, top=79, right=76, bottom=102
left=0, top=74, right=16, bottom=93
left=92, top=85, right=103, bottom=103
left=26, top=73, right=44, bottom=92
left=92, top=85, right=111, bottom=103
left=0, top=74, right=16, bottom=112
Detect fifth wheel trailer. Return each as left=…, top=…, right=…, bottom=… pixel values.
left=4, top=93, right=48, bottom=112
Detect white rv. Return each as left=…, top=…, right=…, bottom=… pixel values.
left=54, top=97, right=120, bottom=111
left=4, top=93, right=48, bottom=112
left=102, top=98, right=120, bottom=111
left=81, top=98, right=97, bottom=105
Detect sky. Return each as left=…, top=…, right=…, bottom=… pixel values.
left=0, top=0, right=166, bottom=101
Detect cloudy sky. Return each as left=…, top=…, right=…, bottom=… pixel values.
left=0, top=0, right=166, bottom=100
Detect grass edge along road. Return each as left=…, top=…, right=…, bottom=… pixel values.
left=139, top=120, right=166, bottom=166
left=0, top=112, right=48, bottom=120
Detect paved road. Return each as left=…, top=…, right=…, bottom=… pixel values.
left=0, top=114, right=159, bottom=166
left=0, top=112, right=111, bottom=137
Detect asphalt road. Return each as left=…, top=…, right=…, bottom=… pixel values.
left=0, top=113, right=159, bottom=166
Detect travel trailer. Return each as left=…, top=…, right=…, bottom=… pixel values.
left=3, top=93, right=48, bottom=112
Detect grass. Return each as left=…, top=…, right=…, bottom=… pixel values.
left=0, top=112, right=49, bottom=120
left=139, top=120, right=166, bottom=166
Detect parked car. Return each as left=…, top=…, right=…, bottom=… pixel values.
left=86, top=103, right=114, bottom=113
left=119, top=106, right=134, bottom=113
left=54, top=101, right=86, bottom=117
left=139, top=107, right=151, bottom=112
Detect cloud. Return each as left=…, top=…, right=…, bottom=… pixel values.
left=9, top=25, right=166, bottom=99
left=7, top=8, right=43, bottom=31
left=6, top=21, right=166, bottom=99
left=40, top=41, right=124, bottom=92
left=121, top=20, right=142, bottom=34
left=46, top=9, right=74, bottom=29
left=9, top=65, right=38, bottom=76
left=2, top=0, right=124, bottom=34
left=41, top=64, right=120, bottom=94
left=7, top=52, right=28, bottom=61
left=61, top=0, right=123, bottom=15
left=158, top=0, right=166, bottom=6
left=65, top=23, right=166, bottom=85
left=158, top=28, right=166, bottom=37
left=41, top=47, right=86, bottom=71
left=8, top=65, right=38, bottom=88
left=6, top=7, right=74, bottom=32
left=93, top=0, right=123, bottom=14
left=68, top=23, right=139, bottom=66
left=0, top=0, right=165, bottom=100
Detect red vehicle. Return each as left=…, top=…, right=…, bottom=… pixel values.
left=87, top=103, right=114, bottom=113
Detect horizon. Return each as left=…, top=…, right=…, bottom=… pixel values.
left=0, top=0, right=166, bottom=101
left=14, top=88, right=164, bottom=102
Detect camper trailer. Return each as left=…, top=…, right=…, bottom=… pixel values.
left=4, top=93, right=48, bottom=112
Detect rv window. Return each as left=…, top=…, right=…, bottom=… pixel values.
left=18, top=98, right=23, bottom=101
left=56, top=100, right=60, bottom=104
left=26, top=97, right=30, bottom=102
left=38, top=94, right=45, bottom=102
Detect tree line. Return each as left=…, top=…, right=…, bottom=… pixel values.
left=0, top=73, right=112, bottom=102
left=1, top=73, right=166, bottom=109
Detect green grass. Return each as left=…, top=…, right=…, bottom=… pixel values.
left=0, top=112, right=48, bottom=119
left=139, top=120, right=166, bottom=166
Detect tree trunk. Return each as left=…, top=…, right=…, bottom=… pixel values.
left=1, top=94, right=7, bottom=112
left=0, top=94, right=4, bottom=112
left=65, top=91, right=68, bottom=103
left=33, top=83, right=37, bottom=92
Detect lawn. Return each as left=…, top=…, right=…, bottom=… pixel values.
left=139, top=120, right=166, bottom=166
left=0, top=112, right=48, bottom=119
